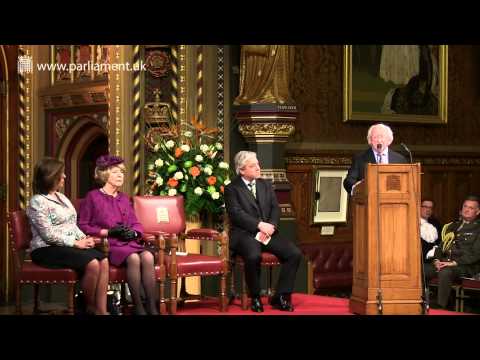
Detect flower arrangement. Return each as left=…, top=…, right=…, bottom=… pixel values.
left=144, top=118, right=232, bottom=217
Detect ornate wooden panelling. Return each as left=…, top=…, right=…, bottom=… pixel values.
left=286, top=152, right=353, bottom=245
left=287, top=45, right=480, bottom=245
left=287, top=151, right=480, bottom=245
left=291, top=45, right=480, bottom=147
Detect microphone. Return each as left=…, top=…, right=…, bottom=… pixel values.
left=401, top=142, right=413, bottom=164
left=376, top=143, right=382, bottom=151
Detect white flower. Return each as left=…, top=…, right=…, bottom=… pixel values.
left=223, top=179, right=231, bottom=186
left=154, top=144, right=160, bottom=152
left=168, top=188, right=177, bottom=196
left=195, top=155, right=204, bottom=162
left=165, top=140, right=175, bottom=149
left=148, top=164, right=154, bottom=170
left=180, top=144, right=190, bottom=152
left=203, top=167, right=213, bottom=175
left=155, top=177, right=163, bottom=185
left=194, top=187, right=203, bottom=195
left=174, top=171, right=184, bottom=180
left=200, top=144, right=209, bottom=153
left=215, top=143, right=223, bottom=150
left=211, top=192, right=220, bottom=200
left=154, top=159, right=164, bottom=167
left=185, top=175, right=189, bottom=180
left=219, top=161, right=229, bottom=169
left=183, top=131, right=192, bottom=138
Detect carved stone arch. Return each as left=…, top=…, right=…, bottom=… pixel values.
left=57, top=117, right=107, bottom=199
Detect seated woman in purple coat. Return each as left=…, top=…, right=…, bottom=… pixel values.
left=78, top=155, right=158, bottom=315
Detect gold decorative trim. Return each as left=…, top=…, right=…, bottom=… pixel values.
left=286, top=155, right=480, bottom=166
left=19, top=45, right=33, bottom=210
left=261, top=169, right=289, bottom=183
left=43, top=88, right=108, bottom=109
left=238, top=123, right=295, bottom=140
left=216, top=45, right=225, bottom=148
left=178, top=45, right=187, bottom=130
left=107, top=45, right=122, bottom=156
left=421, top=158, right=480, bottom=166
left=286, top=156, right=352, bottom=166
left=132, top=45, right=141, bottom=195
left=196, top=45, right=203, bottom=119
left=236, top=115, right=297, bottom=121
left=171, top=46, right=179, bottom=124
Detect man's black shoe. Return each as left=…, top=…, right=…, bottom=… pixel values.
left=270, top=294, right=294, bottom=312
left=251, top=296, right=264, bottom=312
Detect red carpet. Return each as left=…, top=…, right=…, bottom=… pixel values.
left=176, top=293, right=472, bottom=315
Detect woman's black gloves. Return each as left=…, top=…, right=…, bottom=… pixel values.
left=108, top=224, right=138, bottom=241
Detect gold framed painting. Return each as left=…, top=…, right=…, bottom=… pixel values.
left=343, top=45, right=448, bottom=124
left=312, top=169, right=349, bottom=224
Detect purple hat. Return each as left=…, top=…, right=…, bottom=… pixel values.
left=96, top=155, right=124, bottom=170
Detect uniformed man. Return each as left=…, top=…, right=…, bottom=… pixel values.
left=425, top=195, right=480, bottom=309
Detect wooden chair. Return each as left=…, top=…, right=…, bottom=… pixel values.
left=457, top=276, right=480, bottom=312
left=7, top=210, right=78, bottom=315
left=428, top=277, right=463, bottom=312
left=133, top=195, right=228, bottom=314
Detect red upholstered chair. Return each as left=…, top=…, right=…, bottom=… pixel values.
left=8, top=210, right=78, bottom=315
left=233, top=252, right=281, bottom=310
left=133, top=195, right=228, bottom=314
left=300, top=242, right=353, bottom=295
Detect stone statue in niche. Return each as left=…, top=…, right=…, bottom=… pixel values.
left=234, top=45, right=295, bottom=105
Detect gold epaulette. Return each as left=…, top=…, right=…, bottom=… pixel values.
left=441, top=222, right=455, bottom=253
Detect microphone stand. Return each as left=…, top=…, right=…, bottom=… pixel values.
left=401, top=142, right=413, bottom=165
left=401, top=143, right=429, bottom=314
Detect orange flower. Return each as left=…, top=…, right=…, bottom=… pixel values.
left=220, top=185, right=224, bottom=193
left=167, top=178, right=178, bottom=187
left=175, top=148, right=183, bottom=158
left=189, top=166, right=200, bottom=177
left=207, top=176, right=217, bottom=185
left=192, top=116, right=219, bottom=136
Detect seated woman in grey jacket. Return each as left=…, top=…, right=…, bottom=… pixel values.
left=27, top=157, right=109, bottom=315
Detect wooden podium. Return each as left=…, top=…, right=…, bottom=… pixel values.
left=349, top=164, right=423, bottom=315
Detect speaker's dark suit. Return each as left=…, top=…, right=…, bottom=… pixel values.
left=224, top=176, right=302, bottom=297
left=343, top=148, right=408, bottom=194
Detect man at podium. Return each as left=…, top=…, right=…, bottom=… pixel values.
left=343, top=123, right=407, bottom=194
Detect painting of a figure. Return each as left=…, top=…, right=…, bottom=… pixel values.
left=344, top=45, right=448, bottom=124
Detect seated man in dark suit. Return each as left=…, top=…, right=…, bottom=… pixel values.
left=224, top=151, right=302, bottom=312
left=343, top=123, right=408, bottom=194
left=420, top=198, right=442, bottom=261
left=424, top=195, right=480, bottom=309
